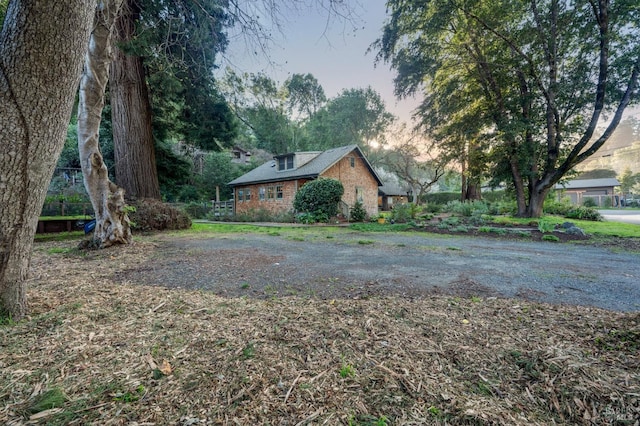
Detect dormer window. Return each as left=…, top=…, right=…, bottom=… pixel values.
left=277, top=154, right=295, bottom=171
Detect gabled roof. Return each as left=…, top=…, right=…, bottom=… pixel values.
left=229, top=145, right=383, bottom=187
left=555, top=178, right=620, bottom=190
left=379, top=180, right=409, bottom=196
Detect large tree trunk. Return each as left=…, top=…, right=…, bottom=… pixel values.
left=78, top=0, right=131, bottom=247
left=109, top=0, right=161, bottom=199
left=0, top=0, right=96, bottom=319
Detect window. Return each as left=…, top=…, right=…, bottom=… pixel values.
left=267, top=186, right=275, bottom=200
left=277, top=154, right=295, bottom=171
left=276, top=185, right=283, bottom=200
left=356, top=186, right=364, bottom=203
left=259, top=187, right=265, bottom=201
left=237, top=189, right=244, bottom=202
left=349, top=157, right=355, bottom=168
left=245, top=188, right=251, bottom=201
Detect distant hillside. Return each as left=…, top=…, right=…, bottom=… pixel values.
left=577, top=116, right=640, bottom=175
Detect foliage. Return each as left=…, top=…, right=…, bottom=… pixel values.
left=128, top=199, right=192, bottom=231
left=389, top=203, right=421, bottom=223
left=222, top=208, right=295, bottom=223
left=423, top=192, right=460, bottom=205
left=350, top=201, right=367, bottom=222
left=582, top=198, right=597, bottom=208
left=293, top=178, right=344, bottom=219
left=304, top=87, right=395, bottom=155
left=619, top=168, right=640, bottom=195
left=444, top=201, right=489, bottom=217
left=565, top=206, right=602, bottom=222
left=376, top=0, right=640, bottom=217
left=182, top=202, right=210, bottom=220
left=537, top=219, right=555, bottom=234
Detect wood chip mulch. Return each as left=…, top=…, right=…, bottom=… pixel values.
left=1, top=240, right=638, bottom=425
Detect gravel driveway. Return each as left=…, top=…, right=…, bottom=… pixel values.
left=121, top=229, right=640, bottom=312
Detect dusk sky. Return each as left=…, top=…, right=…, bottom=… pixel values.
left=220, top=0, right=421, bottom=124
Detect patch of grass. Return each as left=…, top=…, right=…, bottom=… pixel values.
left=357, top=240, right=375, bottom=245
left=595, top=329, right=640, bottom=352
left=451, top=225, right=469, bottom=232
left=494, top=215, right=640, bottom=238
left=289, top=236, right=305, bottom=241
left=339, top=362, right=355, bottom=378
left=537, top=219, right=555, bottom=233
left=240, top=283, right=250, bottom=290
left=542, top=234, right=560, bottom=242
left=34, top=231, right=84, bottom=242
left=29, top=388, right=67, bottom=413
left=242, top=343, right=255, bottom=360
left=349, top=223, right=411, bottom=232
left=114, top=385, right=145, bottom=403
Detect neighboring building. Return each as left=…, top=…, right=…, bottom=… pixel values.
left=228, top=145, right=383, bottom=217
left=230, top=146, right=252, bottom=164
left=378, top=180, right=410, bottom=211
left=555, top=178, right=621, bottom=206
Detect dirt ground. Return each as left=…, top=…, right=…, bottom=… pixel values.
left=117, top=226, right=640, bottom=312
left=1, top=229, right=638, bottom=425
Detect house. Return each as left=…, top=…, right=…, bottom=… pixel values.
left=378, top=180, right=410, bottom=211
left=555, top=178, right=621, bottom=206
left=228, top=145, right=383, bottom=217
left=230, top=146, right=252, bottom=164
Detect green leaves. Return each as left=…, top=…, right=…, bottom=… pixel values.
left=293, top=178, right=344, bottom=221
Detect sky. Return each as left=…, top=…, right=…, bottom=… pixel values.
left=219, top=0, right=421, bottom=124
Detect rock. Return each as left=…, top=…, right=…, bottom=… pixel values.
left=565, top=225, right=586, bottom=237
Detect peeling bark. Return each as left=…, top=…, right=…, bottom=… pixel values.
left=77, top=0, right=131, bottom=247
left=0, top=0, right=96, bottom=319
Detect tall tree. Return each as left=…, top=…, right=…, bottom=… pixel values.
left=376, top=0, right=640, bottom=217
left=0, top=0, right=96, bottom=319
left=110, top=0, right=160, bottom=199
left=380, top=129, right=445, bottom=204
left=78, top=0, right=132, bottom=247
left=305, top=87, right=395, bottom=156
left=285, top=73, right=327, bottom=120
left=109, top=0, right=233, bottom=199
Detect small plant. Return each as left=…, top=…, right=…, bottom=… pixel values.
left=537, top=219, right=555, bottom=233
left=29, top=388, right=67, bottom=413
left=242, top=343, right=255, bottom=359
left=428, top=406, right=441, bottom=416
left=542, top=234, right=560, bottom=242
left=350, top=201, right=367, bottom=222
left=339, top=361, right=355, bottom=378
left=114, top=385, right=145, bottom=403
left=240, top=283, right=250, bottom=290
left=357, top=240, right=375, bottom=245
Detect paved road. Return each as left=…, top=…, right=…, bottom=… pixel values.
left=599, top=209, right=640, bottom=225
left=129, top=230, right=640, bottom=313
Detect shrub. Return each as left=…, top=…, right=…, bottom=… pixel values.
left=583, top=197, right=597, bottom=207
left=129, top=199, right=192, bottom=231
left=423, top=192, right=460, bottom=205
left=350, top=201, right=367, bottom=222
left=537, top=219, right=555, bottom=233
left=389, top=203, right=412, bottom=223
left=444, top=200, right=489, bottom=217
left=293, top=178, right=344, bottom=220
left=543, top=201, right=573, bottom=216
left=182, top=202, right=209, bottom=219
left=565, top=206, right=602, bottom=221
